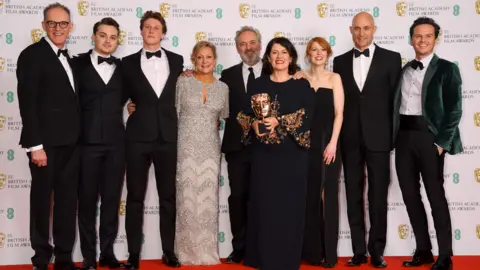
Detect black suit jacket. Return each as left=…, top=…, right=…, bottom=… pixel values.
left=333, top=44, right=402, bottom=152
left=16, top=37, right=80, bottom=148
left=219, top=63, right=250, bottom=154
left=72, top=50, right=127, bottom=144
left=122, top=48, right=184, bottom=143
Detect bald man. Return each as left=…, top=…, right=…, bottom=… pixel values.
left=333, top=12, right=401, bottom=268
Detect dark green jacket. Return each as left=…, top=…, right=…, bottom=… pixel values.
left=392, top=54, right=463, bottom=155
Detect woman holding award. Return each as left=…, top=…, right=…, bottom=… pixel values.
left=237, top=37, right=315, bottom=270
left=298, top=37, right=344, bottom=268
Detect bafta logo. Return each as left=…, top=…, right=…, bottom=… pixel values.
left=475, top=168, right=480, bottom=183
left=0, top=173, right=6, bottom=189
left=317, top=3, right=328, bottom=18
left=159, top=2, right=171, bottom=18
left=77, top=0, right=89, bottom=16
left=0, top=57, right=5, bottom=72
left=239, top=3, right=250, bottom=18
left=31, top=29, right=44, bottom=43
left=119, top=200, right=126, bottom=216
left=117, top=30, right=126, bottom=45
left=396, top=0, right=407, bottom=16
left=0, top=0, right=4, bottom=14
left=0, top=232, right=5, bottom=248
left=251, top=93, right=272, bottom=134
left=476, top=0, right=480, bottom=15
left=477, top=225, right=480, bottom=239
left=474, top=56, right=480, bottom=71
left=0, top=115, right=6, bottom=131
left=398, top=224, right=409, bottom=239
left=474, top=112, right=480, bottom=127
left=195, top=32, right=207, bottom=43
left=274, top=32, right=285, bottom=38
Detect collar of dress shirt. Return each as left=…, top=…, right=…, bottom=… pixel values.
left=353, top=42, right=376, bottom=56
left=142, top=47, right=164, bottom=58
left=45, top=36, right=67, bottom=55
left=91, top=49, right=111, bottom=64
left=242, top=59, right=263, bottom=74
left=415, top=52, right=434, bottom=69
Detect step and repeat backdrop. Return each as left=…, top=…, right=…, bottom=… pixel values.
left=0, top=0, right=480, bottom=265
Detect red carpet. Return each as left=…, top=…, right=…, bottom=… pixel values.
left=1, top=257, right=479, bottom=270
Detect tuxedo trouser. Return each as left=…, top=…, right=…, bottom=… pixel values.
left=342, top=135, right=390, bottom=257
left=395, top=115, right=452, bottom=256
left=225, top=147, right=251, bottom=254
left=125, top=138, right=177, bottom=255
left=28, top=144, right=80, bottom=266
left=78, top=143, right=125, bottom=263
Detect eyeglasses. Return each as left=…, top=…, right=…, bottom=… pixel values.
left=45, top=20, right=70, bottom=29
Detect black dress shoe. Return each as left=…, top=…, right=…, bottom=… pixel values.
left=54, top=262, right=80, bottom=270
left=431, top=257, right=452, bottom=270
left=162, top=252, right=181, bottom=268
left=226, top=251, right=244, bottom=264
left=124, top=255, right=139, bottom=270
left=33, top=265, right=48, bottom=270
left=99, top=256, right=126, bottom=269
left=346, top=255, right=367, bottom=266
left=403, top=250, right=434, bottom=267
left=322, top=262, right=336, bottom=268
left=371, top=256, right=387, bottom=268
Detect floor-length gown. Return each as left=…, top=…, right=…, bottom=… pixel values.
left=302, top=87, right=342, bottom=265
left=238, top=76, right=315, bottom=270
left=174, top=75, right=229, bottom=265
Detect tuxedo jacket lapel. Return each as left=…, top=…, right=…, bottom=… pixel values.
left=132, top=49, right=158, bottom=99
left=39, top=38, right=77, bottom=96
left=362, top=45, right=381, bottom=91
left=346, top=50, right=361, bottom=92
left=421, top=54, right=439, bottom=108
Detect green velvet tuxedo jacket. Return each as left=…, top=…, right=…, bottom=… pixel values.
left=392, top=54, right=463, bottom=155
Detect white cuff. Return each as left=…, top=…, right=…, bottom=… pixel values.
left=26, top=144, right=43, bottom=152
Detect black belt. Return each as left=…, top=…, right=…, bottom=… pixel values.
left=399, top=115, right=430, bottom=132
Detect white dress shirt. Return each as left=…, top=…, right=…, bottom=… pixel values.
left=90, top=49, right=116, bottom=84
left=352, top=43, right=376, bottom=91
left=399, top=53, right=434, bottom=115
left=141, top=48, right=169, bottom=97
left=27, top=37, right=75, bottom=152
left=242, top=60, right=263, bottom=92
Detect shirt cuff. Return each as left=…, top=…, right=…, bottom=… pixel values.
left=26, top=144, right=43, bottom=152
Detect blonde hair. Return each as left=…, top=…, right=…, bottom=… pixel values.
left=190, top=41, right=217, bottom=64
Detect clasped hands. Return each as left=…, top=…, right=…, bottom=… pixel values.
left=252, top=117, right=278, bottom=137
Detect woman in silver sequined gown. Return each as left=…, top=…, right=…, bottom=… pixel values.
left=173, top=41, right=229, bottom=265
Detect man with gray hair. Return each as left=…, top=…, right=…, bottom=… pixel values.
left=220, top=25, right=262, bottom=264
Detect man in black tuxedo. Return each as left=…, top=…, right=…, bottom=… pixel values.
left=16, top=3, right=80, bottom=270
left=220, top=26, right=263, bottom=264
left=393, top=17, right=462, bottom=270
left=72, top=17, right=126, bottom=270
left=333, top=12, right=401, bottom=268
left=122, top=11, right=184, bottom=269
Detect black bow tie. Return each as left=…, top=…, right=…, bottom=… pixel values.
left=57, top=49, right=68, bottom=58
left=98, top=56, right=115, bottom=65
left=410, top=60, right=424, bottom=70
left=146, top=50, right=162, bottom=59
left=354, top=48, right=370, bottom=58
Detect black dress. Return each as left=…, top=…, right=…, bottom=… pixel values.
left=302, top=87, right=342, bottom=265
left=237, top=76, right=315, bottom=270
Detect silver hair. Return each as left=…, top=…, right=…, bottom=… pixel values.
left=235, top=26, right=262, bottom=45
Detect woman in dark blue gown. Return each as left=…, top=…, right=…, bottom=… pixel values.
left=237, top=37, right=315, bottom=270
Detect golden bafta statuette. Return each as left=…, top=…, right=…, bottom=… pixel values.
left=251, top=93, right=271, bottom=134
